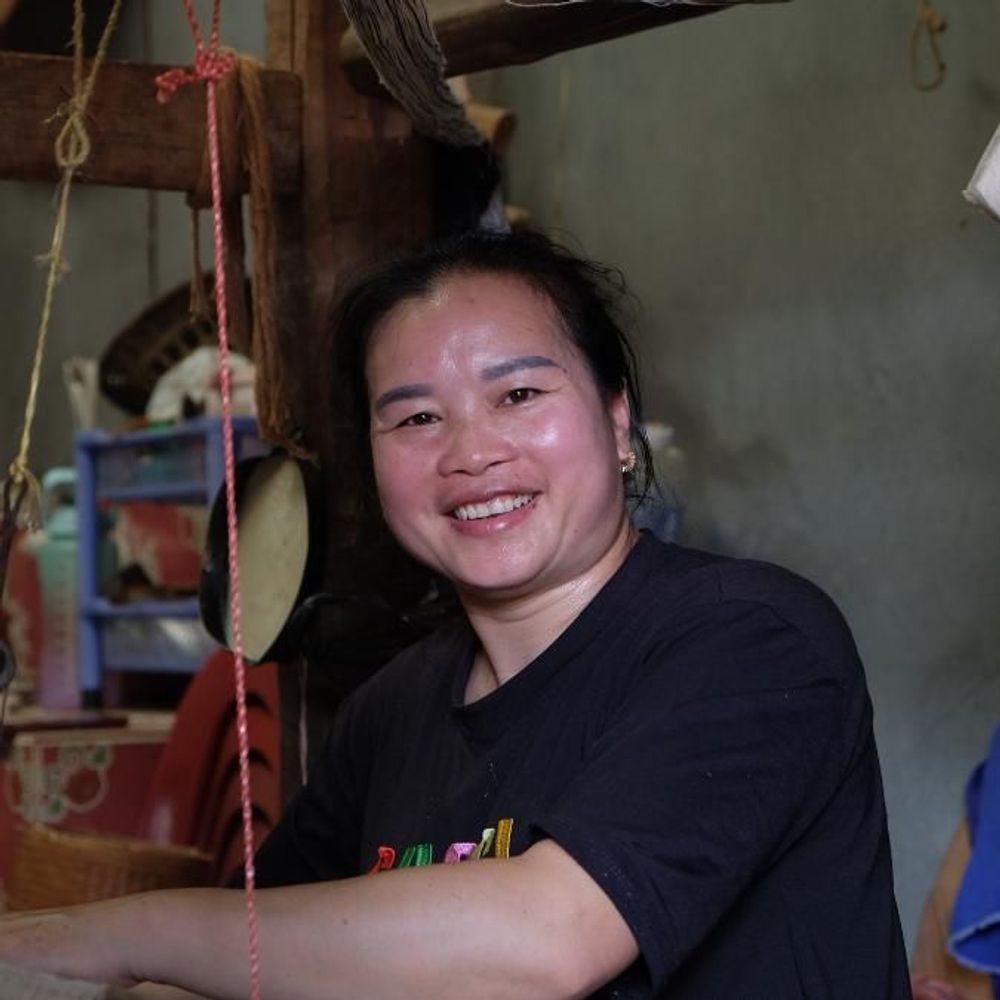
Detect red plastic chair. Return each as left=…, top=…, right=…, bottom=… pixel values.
left=137, top=649, right=282, bottom=883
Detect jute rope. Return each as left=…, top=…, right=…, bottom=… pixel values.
left=185, top=52, right=308, bottom=459
left=235, top=55, right=310, bottom=458
left=1, top=0, right=124, bottom=535
left=340, top=0, right=482, bottom=147
left=0, top=0, right=123, bottom=734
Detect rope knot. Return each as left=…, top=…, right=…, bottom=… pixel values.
left=195, top=46, right=237, bottom=82
left=155, top=46, right=237, bottom=103
left=2, top=462, right=42, bottom=533
left=917, top=0, right=947, bottom=33
left=53, top=102, right=92, bottom=170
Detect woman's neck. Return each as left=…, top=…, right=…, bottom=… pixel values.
left=461, top=519, right=639, bottom=702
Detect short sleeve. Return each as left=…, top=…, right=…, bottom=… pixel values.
left=530, top=599, right=860, bottom=992
left=248, top=687, right=374, bottom=887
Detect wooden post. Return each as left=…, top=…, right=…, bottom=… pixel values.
left=265, top=0, right=434, bottom=796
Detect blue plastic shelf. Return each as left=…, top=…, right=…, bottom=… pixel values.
left=82, top=598, right=201, bottom=620
left=97, top=482, right=210, bottom=504
left=101, top=652, right=216, bottom=675
left=76, top=416, right=259, bottom=450
left=75, top=417, right=261, bottom=702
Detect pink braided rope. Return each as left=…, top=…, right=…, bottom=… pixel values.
left=156, top=3, right=261, bottom=998
left=155, top=49, right=237, bottom=104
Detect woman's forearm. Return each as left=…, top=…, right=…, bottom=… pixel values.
left=0, top=842, right=635, bottom=1000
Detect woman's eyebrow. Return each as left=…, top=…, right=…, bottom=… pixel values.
left=373, top=383, right=433, bottom=412
left=480, top=355, right=562, bottom=382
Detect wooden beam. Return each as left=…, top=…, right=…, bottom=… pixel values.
left=0, top=51, right=301, bottom=194
left=341, top=0, right=783, bottom=96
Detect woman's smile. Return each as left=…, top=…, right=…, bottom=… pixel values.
left=450, top=492, right=536, bottom=522
left=447, top=492, right=539, bottom=539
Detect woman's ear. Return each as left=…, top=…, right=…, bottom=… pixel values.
left=607, top=390, right=633, bottom=460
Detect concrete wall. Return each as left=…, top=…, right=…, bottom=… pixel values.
left=3, top=0, right=999, bottom=951
left=486, top=0, right=1000, bottom=945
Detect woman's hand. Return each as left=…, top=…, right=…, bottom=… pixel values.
left=911, top=973, right=974, bottom=1000
left=127, top=986, right=212, bottom=999
left=0, top=901, right=140, bottom=986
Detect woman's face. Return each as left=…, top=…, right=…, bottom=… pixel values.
left=366, top=271, right=632, bottom=601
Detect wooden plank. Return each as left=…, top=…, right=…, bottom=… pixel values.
left=0, top=51, right=301, bottom=194
left=341, top=0, right=784, bottom=95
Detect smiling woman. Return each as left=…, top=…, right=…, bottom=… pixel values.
left=366, top=272, right=633, bottom=605
left=0, top=231, right=913, bottom=1000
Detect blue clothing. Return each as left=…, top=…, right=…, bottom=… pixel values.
left=951, top=723, right=1000, bottom=997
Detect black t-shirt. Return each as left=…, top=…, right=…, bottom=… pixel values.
left=253, top=534, right=912, bottom=999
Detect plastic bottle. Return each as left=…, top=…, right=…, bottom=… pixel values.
left=35, top=468, right=80, bottom=709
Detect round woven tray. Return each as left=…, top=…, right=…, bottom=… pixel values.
left=99, top=278, right=219, bottom=417
left=7, top=822, right=214, bottom=911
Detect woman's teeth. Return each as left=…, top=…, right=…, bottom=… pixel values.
left=452, top=494, right=533, bottom=521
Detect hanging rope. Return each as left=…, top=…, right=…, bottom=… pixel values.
left=141, top=0, right=161, bottom=303
left=1, top=0, right=124, bottom=536
left=910, top=0, right=947, bottom=93
left=339, top=0, right=482, bottom=147
left=155, top=4, right=262, bottom=998
left=234, top=55, right=310, bottom=458
left=0, top=0, right=123, bottom=736
left=184, top=52, right=308, bottom=459
left=188, top=206, right=213, bottom=321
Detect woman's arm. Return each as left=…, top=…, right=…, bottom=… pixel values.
left=0, top=839, right=638, bottom=1000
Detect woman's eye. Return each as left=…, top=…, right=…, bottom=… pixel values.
left=504, top=387, right=539, bottom=405
left=398, top=411, right=438, bottom=428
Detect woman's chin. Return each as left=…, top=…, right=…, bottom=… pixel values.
left=455, top=571, right=533, bottom=599
left=451, top=561, right=548, bottom=603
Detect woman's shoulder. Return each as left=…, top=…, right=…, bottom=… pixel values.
left=640, top=534, right=849, bottom=629
left=631, top=535, right=863, bottom=689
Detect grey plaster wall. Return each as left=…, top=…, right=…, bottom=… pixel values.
left=487, top=0, right=1000, bottom=946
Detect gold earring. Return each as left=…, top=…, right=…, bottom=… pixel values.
left=620, top=452, right=636, bottom=475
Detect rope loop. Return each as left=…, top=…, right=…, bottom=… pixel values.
left=910, top=0, right=947, bottom=92
left=53, top=104, right=92, bottom=170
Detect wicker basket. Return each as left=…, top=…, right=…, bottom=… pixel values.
left=6, top=823, right=214, bottom=911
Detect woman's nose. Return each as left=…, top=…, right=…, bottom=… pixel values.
left=436, top=417, right=515, bottom=476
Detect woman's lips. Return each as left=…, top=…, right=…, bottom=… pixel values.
left=447, top=493, right=538, bottom=535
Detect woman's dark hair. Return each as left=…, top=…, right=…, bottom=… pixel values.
left=334, top=228, right=655, bottom=502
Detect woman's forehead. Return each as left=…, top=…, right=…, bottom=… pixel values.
left=367, top=271, right=575, bottom=371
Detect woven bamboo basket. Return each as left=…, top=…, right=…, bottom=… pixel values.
left=6, top=823, right=214, bottom=911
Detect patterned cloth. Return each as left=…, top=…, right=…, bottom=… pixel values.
left=0, top=961, right=129, bottom=1000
